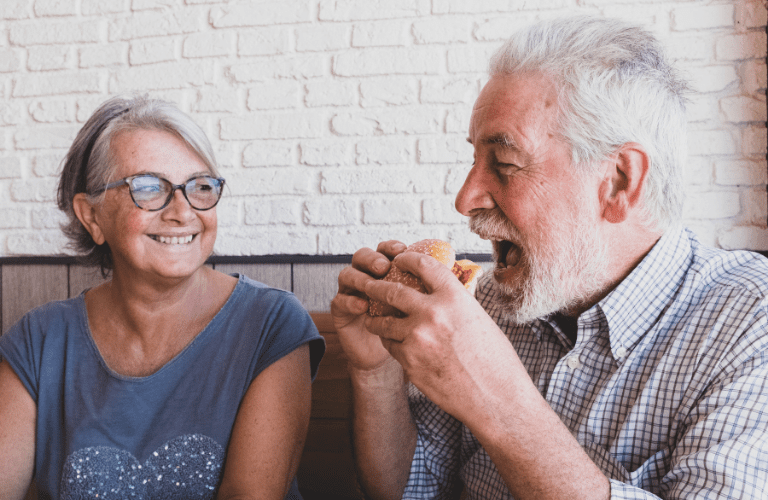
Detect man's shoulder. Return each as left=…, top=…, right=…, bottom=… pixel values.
left=688, top=236, right=768, bottom=300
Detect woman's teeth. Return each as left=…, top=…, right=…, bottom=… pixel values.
left=153, top=235, right=194, bottom=245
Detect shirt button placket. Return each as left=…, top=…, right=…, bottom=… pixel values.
left=566, top=355, right=581, bottom=370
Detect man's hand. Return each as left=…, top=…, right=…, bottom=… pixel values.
left=362, top=249, right=525, bottom=425
left=330, top=240, right=407, bottom=372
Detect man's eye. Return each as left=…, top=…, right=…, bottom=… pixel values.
left=496, top=164, right=519, bottom=176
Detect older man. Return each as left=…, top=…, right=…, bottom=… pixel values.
left=331, top=16, right=768, bottom=500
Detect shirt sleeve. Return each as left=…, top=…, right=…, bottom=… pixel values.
left=402, top=383, right=464, bottom=500
left=611, top=307, right=768, bottom=499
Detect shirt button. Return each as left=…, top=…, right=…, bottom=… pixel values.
left=566, top=355, right=581, bottom=370
left=615, top=347, right=628, bottom=358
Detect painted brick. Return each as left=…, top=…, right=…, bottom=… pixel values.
left=363, top=198, right=418, bottom=224
left=14, top=125, right=77, bottom=150
left=418, top=136, right=473, bottom=163
left=716, top=31, right=767, bottom=61
left=220, top=113, right=324, bottom=140
left=412, top=18, right=469, bottom=44
left=445, top=106, right=472, bottom=133
left=29, top=99, right=71, bottom=123
left=602, top=5, right=664, bottom=27
left=332, top=108, right=441, bottom=136
left=31, top=206, right=65, bottom=229
left=360, top=78, right=418, bottom=107
left=1, top=0, right=31, bottom=20
left=683, top=190, right=741, bottom=219
left=32, top=154, right=63, bottom=177
left=300, top=140, right=351, bottom=166
left=421, top=77, right=478, bottom=104
left=333, top=47, right=441, bottom=77
left=216, top=227, right=317, bottom=255
left=355, top=137, right=411, bottom=164
left=243, top=141, right=295, bottom=167
left=304, top=199, right=359, bottom=226
left=0, top=157, right=23, bottom=178
left=109, top=62, right=213, bottom=92
left=687, top=95, right=719, bottom=124
left=714, top=160, right=767, bottom=186
left=82, top=0, right=127, bottom=15
left=664, top=35, right=714, bottom=61
left=742, top=127, right=767, bottom=156
left=192, top=87, right=240, bottom=113
left=686, top=65, right=738, bottom=93
left=296, top=25, right=349, bottom=52
left=34, top=0, right=77, bottom=17
left=741, top=60, right=767, bottom=94
left=11, top=20, right=101, bottom=45
left=719, top=226, right=768, bottom=250
left=0, top=101, right=24, bottom=126
left=11, top=177, right=59, bottom=202
left=446, top=228, right=490, bottom=253
left=0, top=49, right=23, bottom=73
left=0, top=208, right=27, bottom=228
left=318, top=228, right=427, bottom=254
left=741, top=188, right=767, bottom=225
left=247, top=81, right=301, bottom=110
left=245, top=198, right=301, bottom=225
left=411, top=166, right=446, bottom=194
left=132, top=0, right=178, bottom=10
left=76, top=96, right=110, bottom=122
left=720, top=95, right=767, bottom=122
left=684, top=157, right=713, bottom=187
left=210, top=1, right=311, bottom=28
left=238, top=28, right=291, bottom=56
left=352, top=21, right=407, bottom=47
left=305, top=80, right=357, bottom=108
left=447, top=45, right=495, bottom=73
left=225, top=169, right=311, bottom=196
left=672, top=4, right=735, bottom=31
left=79, top=44, right=126, bottom=68
left=737, top=1, right=768, bottom=29
left=184, top=31, right=234, bottom=59
left=7, top=230, right=70, bottom=254
left=110, top=9, right=200, bottom=41
left=422, top=197, right=464, bottom=224
left=14, top=72, right=100, bottom=97
left=214, top=199, right=240, bottom=228
left=321, top=168, right=416, bottom=194
left=687, top=129, right=737, bottom=156
left=319, top=0, right=429, bottom=21
left=129, top=39, right=176, bottom=66
left=473, top=16, right=536, bottom=42
left=227, top=56, right=325, bottom=82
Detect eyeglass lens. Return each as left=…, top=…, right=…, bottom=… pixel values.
left=129, top=175, right=222, bottom=210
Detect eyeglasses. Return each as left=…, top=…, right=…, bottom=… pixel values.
left=99, top=174, right=225, bottom=211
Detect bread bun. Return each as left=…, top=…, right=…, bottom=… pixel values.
left=368, top=239, right=483, bottom=317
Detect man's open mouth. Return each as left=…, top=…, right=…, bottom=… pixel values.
left=495, top=240, right=522, bottom=270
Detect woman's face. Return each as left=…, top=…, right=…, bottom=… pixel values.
left=91, top=128, right=218, bottom=283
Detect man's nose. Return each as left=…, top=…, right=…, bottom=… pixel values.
left=455, top=163, right=496, bottom=216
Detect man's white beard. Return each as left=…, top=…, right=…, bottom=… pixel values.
left=469, top=202, right=609, bottom=325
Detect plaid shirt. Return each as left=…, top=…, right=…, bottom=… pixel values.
left=403, top=227, right=768, bottom=499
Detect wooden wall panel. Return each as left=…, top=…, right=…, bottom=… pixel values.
left=292, top=263, right=347, bottom=312
left=214, top=263, right=291, bottom=292
left=68, top=265, right=108, bottom=297
left=2, top=265, right=68, bottom=334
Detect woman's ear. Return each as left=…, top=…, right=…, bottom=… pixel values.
left=598, top=143, right=649, bottom=224
left=72, top=193, right=106, bottom=245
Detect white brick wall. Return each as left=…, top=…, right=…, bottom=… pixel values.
left=0, top=0, right=765, bottom=256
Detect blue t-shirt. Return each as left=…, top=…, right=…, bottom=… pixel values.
left=0, top=274, right=325, bottom=500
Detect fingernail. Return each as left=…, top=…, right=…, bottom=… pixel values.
left=374, top=258, right=389, bottom=273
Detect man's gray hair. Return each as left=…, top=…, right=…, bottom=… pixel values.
left=490, top=16, right=690, bottom=231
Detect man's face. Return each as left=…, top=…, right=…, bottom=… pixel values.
left=456, top=72, right=608, bottom=323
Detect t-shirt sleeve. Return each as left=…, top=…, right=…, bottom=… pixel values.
left=247, top=290, right=325, bottom=383
left=0, top=305, right=52, bottom=402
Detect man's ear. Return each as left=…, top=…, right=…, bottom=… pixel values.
left=598, top=143, right=649, bottom=224
left=72, top=193, right=106, bottom=245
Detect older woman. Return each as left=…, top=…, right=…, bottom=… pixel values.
left=0, top=95, right=324, bottom=500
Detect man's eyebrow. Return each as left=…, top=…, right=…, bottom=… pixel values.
left=465, top=133, right=521, bottom=151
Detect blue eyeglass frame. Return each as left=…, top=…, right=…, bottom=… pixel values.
left=99, top=174, right=226, bottom=212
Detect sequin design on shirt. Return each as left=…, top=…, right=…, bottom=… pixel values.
left=59, top=434, right=223, bottom=499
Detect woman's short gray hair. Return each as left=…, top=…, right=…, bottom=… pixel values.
left=490, top=15, right=690, bottom=232
left=57, top=95, right=219, bottom=275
